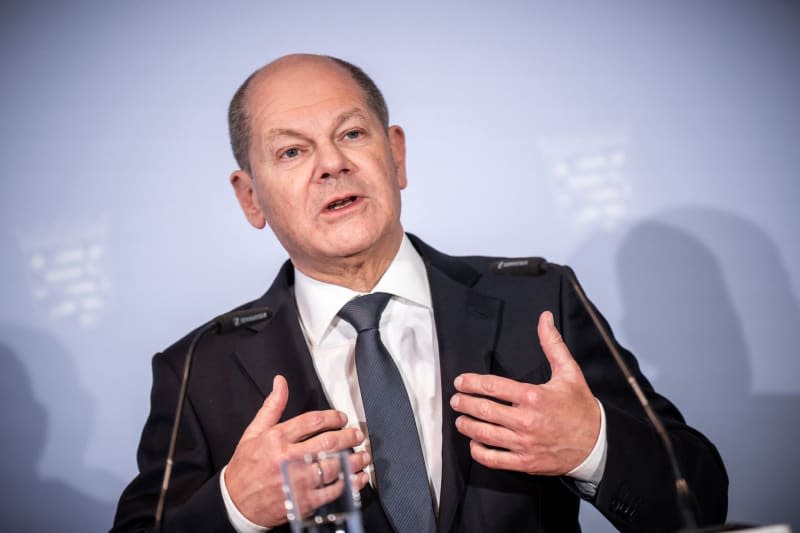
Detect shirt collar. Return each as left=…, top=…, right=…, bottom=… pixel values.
left=294, top=234, right=431, bottom=346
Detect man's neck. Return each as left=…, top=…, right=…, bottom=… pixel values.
left=293, top=231, right=404, bottom=293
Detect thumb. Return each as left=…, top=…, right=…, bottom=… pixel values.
left=241, top=374, right=289, bottom=438
left=537, top=311, right=579, bottom=380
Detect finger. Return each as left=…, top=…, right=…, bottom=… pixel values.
left=450, top=391, right=518, bottom=427
left=318, top=456, right=338, bottom=485
left=347, top=450, right=371, bottom=475
left=351, top=470, right=370, bottom=491
left=347, top=451, right=372, bottom=491
left=317, top=451, right=371, bottom=485
left=241, top=375, right=289, bottom=438
left=290, top=456, right=347, bottom=489
left=317, top=454, right=351, bottom=486
left=300, top=480, right=346, bottom=517
left=454, top=373, right=533, bottom=405
left=289, top=472, right=347, bottom=518
left=289, top=461, right=327, bottom=491
left=468, top=440, right=521, bottom=471
left=537, top=311, right=580, bottom=380
left=295, top=453, right=370, bottom=492
left=469, top=440, right=563, bottom=476
left=277, top=410, right=350, bottom=443
left=455, top=415, right=520, bottom=450
left=294, top=427, right=365, bottom=456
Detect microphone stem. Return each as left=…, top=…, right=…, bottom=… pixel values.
left=154, top=321, right=216, bottom=532
left=561, top=266, right=698, bottom=530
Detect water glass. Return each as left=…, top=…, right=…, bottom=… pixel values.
left=281, top=450, right=364, bottom=533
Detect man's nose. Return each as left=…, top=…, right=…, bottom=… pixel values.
left=316, top=141, right=352, bottom=180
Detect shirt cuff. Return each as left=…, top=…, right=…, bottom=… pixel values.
left=565, top=398, right=607, bottom=497
left=220, top=464, right=270, bottom=533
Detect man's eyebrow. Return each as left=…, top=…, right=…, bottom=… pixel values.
left=264, top=108, right=370, bottom=141
left=333, top=108, right=369, bottom=128
left=265, top=127, right=305, bottom=140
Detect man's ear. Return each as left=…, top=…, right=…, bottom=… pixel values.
left=388, top=125, right=408, bottom=190
left=230, top=169, right=267, bottom=229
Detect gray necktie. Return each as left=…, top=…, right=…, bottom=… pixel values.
left=338, top=292, right=437, bottom=533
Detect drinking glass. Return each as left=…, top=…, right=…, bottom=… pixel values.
left=281, top=450, right=364, bottom=533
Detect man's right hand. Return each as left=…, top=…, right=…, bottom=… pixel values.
left=224, top=375, right=371, bottom=528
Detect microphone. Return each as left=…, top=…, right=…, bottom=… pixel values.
left=154, top=307, right=273, bottom=531
left=491, top=258, right=699, bottom=530
left=215, top=307, right=274, bottom=334
left=490, top=257, right=548, bottom=276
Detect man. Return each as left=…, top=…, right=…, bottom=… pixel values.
left=112, top=54, right=727, bottom=532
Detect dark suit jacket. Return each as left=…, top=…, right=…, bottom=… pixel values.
left=112, top=235, right=727, bottom=532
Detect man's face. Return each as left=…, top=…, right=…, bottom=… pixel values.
left=231, top=57, right=407, bottom=279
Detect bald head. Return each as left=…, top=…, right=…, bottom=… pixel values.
left=228, top=54, right=389, bottom=172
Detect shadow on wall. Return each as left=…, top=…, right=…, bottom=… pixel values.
left=616, top=207, right=800, bottom=529
left=0, top=334, right=116, bottom=532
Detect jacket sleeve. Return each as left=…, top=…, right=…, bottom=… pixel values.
left=110, top=352, right=237, bottom=533
left=557, top=268, right=728, bottom=532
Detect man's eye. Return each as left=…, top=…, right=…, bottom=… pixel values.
left=282, top=147, right=300, bottom=159
left=344, top=130, right=362, bottom=140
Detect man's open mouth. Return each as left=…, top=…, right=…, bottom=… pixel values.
left=326, top=196, right=358, bottom=211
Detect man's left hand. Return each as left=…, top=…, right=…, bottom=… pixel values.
left=450, top=310, right=600, bottom=476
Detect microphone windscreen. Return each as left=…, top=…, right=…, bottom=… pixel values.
left=490, top=257, right=548, bottom=276
left=214, top=307, right=273, bottom=334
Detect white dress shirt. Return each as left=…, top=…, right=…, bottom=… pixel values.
left=220, top=235, right=606, bottom=532
left=294, top=235, right=443, bottom=508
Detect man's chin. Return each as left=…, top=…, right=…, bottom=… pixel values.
left=326, top=240, right=378, bottom=261
left=321, top=229, right=401, bottom=262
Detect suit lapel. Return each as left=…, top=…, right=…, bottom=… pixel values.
left=233, top=261, right=332, bottom=418
left=412, top=237, right=503, bottom=533
left=232, top=240, right=504, bottom=533
left=230, top=262, right=395, bottom=531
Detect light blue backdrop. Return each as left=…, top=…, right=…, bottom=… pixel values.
left=1, top=1, right=798, bottom=531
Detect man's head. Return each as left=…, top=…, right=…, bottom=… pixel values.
left=229, top=56, right=389, bottom=174
left=228, top=54, right=407, bottom=287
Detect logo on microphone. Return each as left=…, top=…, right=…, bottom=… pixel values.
left=233, top=311, right=271, bottom=328
left=496, top=259, right=529, bottom=270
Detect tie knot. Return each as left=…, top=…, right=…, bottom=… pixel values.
left=338, top=292, right=392, bottom=333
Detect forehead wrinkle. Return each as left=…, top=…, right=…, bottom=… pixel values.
left=333, top=108, right=370, bottom=126
left=245, top=55, right=374, bottom=131
left=263, top=107, right=372, bottom=143
left=265, top=127, right=307, bottom=142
